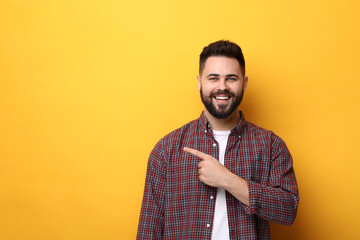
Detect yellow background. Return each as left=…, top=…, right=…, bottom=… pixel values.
left=1, top=0, right=359, bottom=239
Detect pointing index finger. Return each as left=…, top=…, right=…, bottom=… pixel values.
left=183, top=147, right=207, bottom=160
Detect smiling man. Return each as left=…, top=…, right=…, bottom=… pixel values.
left=137, top=40, right=299, bottom=240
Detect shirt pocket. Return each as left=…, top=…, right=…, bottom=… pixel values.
left=168, top=152, right=200, bottom=194
left=227, top=145, right=271, bottom=184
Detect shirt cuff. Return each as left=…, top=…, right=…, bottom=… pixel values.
left=242, top=179, right=262, bottom=215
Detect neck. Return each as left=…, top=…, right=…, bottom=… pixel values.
left=204, top=109, right=240, bottom=131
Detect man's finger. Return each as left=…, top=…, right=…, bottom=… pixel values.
left=183, top=147, right=208, bottom=160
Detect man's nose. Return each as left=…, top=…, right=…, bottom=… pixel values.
left=218, top=79, right=229, bottom=90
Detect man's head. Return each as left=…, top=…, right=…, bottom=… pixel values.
left=199, top=40, right=245, bottom=77
left=197, top=40, right=248, bottom=119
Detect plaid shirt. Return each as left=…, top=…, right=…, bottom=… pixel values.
left=137, top=112, right=299, bottom=240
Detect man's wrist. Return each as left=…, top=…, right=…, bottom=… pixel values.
left=223, top=172, right=250, bottom=206
left=222, top=171, right=239, bottom=190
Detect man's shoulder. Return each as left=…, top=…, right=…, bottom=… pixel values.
left=244, top=120, right=285, bottom=144
left=246, top=121, right=291, bottom=156
left=244, top=120, right=273, bottom=135
left=150, top=118, right=199, bottom=157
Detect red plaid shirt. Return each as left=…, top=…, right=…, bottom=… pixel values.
left=137, top=112, right=299, bottom=240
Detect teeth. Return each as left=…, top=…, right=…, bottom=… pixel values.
left=215, top=96, right=229, bottom=100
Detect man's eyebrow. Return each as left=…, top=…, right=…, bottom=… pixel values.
left=206, top=73, right=220, bottom=78
left=206, top=73, right=240, bottom=78
left=225, top=74, right=240, bottom=78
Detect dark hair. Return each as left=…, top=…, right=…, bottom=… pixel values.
left=199, top=40, right=245, bottom=76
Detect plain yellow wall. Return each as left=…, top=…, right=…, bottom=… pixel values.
left=1, top=0, right=359, bottom=239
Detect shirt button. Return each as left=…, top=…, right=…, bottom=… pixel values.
left=204, top=130, right=207, bottom=133
left=207, top=224, right=210, bottom=228
left=210, top=195, right=214, bottom=199
left=212, top=143, right=217, bottom=147
left=238, top=135, right=241, bottom=139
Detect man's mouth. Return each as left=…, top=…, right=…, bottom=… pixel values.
left=209, top=90, right=234, bottom=103
left=215, top=96, right=230, bottom=100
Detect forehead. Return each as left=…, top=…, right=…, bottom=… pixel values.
left=202, top=56, right=242, bottom=76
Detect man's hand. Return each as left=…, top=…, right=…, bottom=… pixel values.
left=183, top=146, right=250, bottom=206
left=183, top=147, right=232, bottom=188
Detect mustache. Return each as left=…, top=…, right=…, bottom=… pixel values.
left=209, top=90, right=235, bottom=98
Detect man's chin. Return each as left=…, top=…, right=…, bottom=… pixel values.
left=209, top=109, right=234, bottom=119
left=215, top=106, right=232, bottom=114
left=202, top=97, right=240, bottom=119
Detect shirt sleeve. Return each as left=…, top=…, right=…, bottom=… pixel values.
left=242, top=133, right=299, bottom=225
left=137, top=140, right=167, bottom=239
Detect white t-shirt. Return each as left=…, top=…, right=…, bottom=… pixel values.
left=211, top=130, right=231, bottom=240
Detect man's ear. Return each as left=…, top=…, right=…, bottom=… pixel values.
left=197, top=75, right=201, bottom=92
left=243, top=76, right=249, bottom=92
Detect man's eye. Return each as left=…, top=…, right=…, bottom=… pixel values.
left=209, top=78, right=218, bottom=81
left=227, top=78, right=237, bottom=81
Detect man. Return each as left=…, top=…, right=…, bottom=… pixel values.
left=137, top=40, right=299, bottom=239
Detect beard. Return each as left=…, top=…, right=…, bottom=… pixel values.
left=200, top=88, right=244, bottom=119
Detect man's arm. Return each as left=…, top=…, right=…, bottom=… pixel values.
left=137, top=141, right=167, bottom=240
left=241, top=135, right=299, bottom=225
left=184, top=136, right=299, bottom=225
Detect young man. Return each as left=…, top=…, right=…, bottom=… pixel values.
left=137, top=40, right=299, bottom=240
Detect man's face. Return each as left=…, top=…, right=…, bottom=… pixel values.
left=197, top=56, right=248, bottom=119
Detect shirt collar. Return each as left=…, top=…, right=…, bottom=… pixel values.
left=199, top=111, right=247, bottom=136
